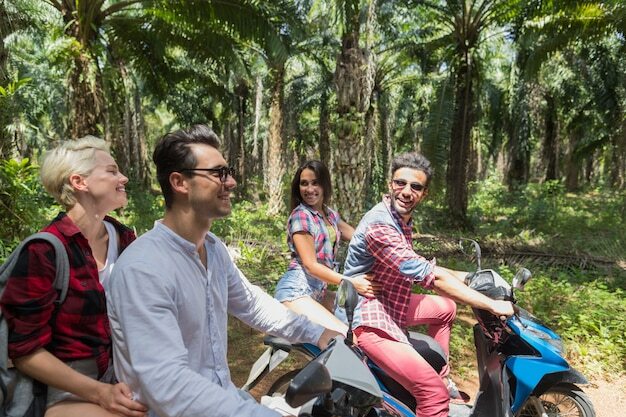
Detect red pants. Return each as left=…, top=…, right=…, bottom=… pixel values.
left=355, top=294, right=456, bottom=417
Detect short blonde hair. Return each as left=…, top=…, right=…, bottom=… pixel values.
left=40, top=136, right=110, bottom=208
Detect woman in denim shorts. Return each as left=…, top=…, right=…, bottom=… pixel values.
left=274, top=160, right=378, bottom=334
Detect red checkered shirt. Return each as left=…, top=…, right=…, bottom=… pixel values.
left=358, top=197, right=436, bottom=343
left=0, top=212, right=135, bottom=375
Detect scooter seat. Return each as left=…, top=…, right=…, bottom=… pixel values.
left=407, top=331, right=448, bottom=374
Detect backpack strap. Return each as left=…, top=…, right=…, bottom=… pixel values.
left=2, top=232, right=70, bottom=304
left=0, top=232, right=70, bottom=373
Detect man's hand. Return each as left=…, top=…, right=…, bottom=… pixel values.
left=489, top=300, right=515, bottom=320
left=349, top=273, right=381, bottom=298
left=97, top=381, right=148, bottom=417
left=316, top=328, right=344, bottom=350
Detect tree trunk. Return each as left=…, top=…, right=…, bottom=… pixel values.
left=105, top=61, right=131, bottom=181
left=446, top=52, right=474, bottom=226
left=131, top=82, right=150, bottom=186
left=364, top=89, right=378, bottom=206
left=334, top=28, right=375, bottom=223
left=68, top=52, right=102, bottom=138
left=542, top=94, right=559, bottom=182
left=609, top=128, right=625, bottom=189
left=468, top=130, right=479, bottom=183
left=507, top=79, right=532, bottom=188
left=318, top=87, right=331, bottom=166
left=237, top=93, right=247, bottom=189
left=267, top=65, right=286, bottom=216
left=234, top=80, right=248, bottom=188
left=0, top=1, right=7, bottom=84
left=222, top=118, right=232, bottom=163
left=0, top=3, right=10, bottom=159
left=251, top=75, right=263, bottom=171
left=564, top=131, right=581, bottom=191
left=584, top=154, right=593, bottom=184
left=378, top=90, right=392, bottom=179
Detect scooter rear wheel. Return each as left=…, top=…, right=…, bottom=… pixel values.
left=516, top=383, right=595, bottom=417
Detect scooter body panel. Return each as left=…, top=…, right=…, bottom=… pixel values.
left=506, top=317, right=570, bottom=412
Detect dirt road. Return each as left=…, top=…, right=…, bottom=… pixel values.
left=456, top=374, right=625, bottom=417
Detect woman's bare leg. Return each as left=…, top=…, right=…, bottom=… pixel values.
left=46, top=401, right=128, bottom=417
left=283, top=296, right=347, bottom=335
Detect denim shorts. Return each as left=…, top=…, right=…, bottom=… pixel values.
left=46, top=359, right=115, bottom=407
left=274, top=268, right=326, bottom=303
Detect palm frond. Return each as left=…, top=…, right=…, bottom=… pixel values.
left=422, top=74, right=455, bottom=192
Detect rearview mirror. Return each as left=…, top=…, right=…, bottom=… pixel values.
left=459, top=239, right=482, bottom=270
left=337, top=279, right=359, bottom=317
left=512, top=268, right=532, bottom=290
left=285, top=360, right=332, bottom=407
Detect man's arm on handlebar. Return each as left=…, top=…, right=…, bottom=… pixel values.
left=432, top=266, right=514, bottom=318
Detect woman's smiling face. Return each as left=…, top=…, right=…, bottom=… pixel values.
left=299, top=168, right=324, bottom=211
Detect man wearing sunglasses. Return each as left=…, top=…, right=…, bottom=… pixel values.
left=106, top=124, right=340, bottom=417
left=337, top=152, right=514, bottom=417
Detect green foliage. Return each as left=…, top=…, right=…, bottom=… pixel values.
left=516, top=274, right=626, bottom=377
left=412, top=178, right=626, bottom=376
left=469, top=177, right=626, bottom=259
left=119, top=186, right=165, bottom=236
left=211, top=201, right=289, bottom=290
left=421, top=75, right=454, bottom=193
left=0, top=158, right=57, bottom=261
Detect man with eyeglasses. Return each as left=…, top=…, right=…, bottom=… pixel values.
left=107, top=124, right=340, bottom=417
left=337, top=152, right=514, bottom=417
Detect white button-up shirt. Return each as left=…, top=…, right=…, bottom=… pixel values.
left=108, top=221, right=324, bottom=417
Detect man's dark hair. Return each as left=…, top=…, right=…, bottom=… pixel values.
left=153, top=124, right=221, bottom=208
left=290, top=160, right=332, bottom=212
left=391, top=152, right=433, bottom=185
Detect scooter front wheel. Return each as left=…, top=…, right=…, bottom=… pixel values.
left=266, top=368, right=303, bottom=396
left=516, top=383, right=595, bottom=417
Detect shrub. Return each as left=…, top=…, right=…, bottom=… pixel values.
left=0, top=158, right=57, bottom=261
left=517, top=273, right=626, bottom=377
left=211, top=201, right=289, bottom=289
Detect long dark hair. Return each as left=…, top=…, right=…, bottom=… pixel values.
left=290, top=160, right=332, bottom=212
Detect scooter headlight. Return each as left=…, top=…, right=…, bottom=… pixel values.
left=525, top=326, right=565, bottom=354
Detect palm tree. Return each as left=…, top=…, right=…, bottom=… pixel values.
left=45, top=1, right=137, bottom=138
left=507, top=0, right=626, bottom=188
left=266, top=62, right=286, bottom=215
left=0, top=0, right=40, bottom=158
left=333, top=0, right=376, bottom=223
left=414, top=0, right=522, bottom=226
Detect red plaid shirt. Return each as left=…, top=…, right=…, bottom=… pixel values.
left=0, top=212, right=135, bottom=375
left=358, top=197, right=436, bottom=343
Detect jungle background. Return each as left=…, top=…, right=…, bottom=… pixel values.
left=1, top=0, right=625, bottom=407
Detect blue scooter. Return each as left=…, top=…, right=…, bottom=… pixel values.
left=245, top=240, right=595, bottom=417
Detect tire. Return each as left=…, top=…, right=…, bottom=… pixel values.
left=516, top=383, right=595, bottom=417
left=266, top=368, right=303, bottom=397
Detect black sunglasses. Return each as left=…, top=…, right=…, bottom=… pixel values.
left=392, top=179, right=426, bottom=192
left=181, top=166, right=234, bottom=183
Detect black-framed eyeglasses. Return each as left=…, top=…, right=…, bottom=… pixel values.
left=392, top=179, right=426, bottom=193
left=181, top=166, right=235, bottom=183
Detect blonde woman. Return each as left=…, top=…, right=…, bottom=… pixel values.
left=0, top=137, right=147, bottom=417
